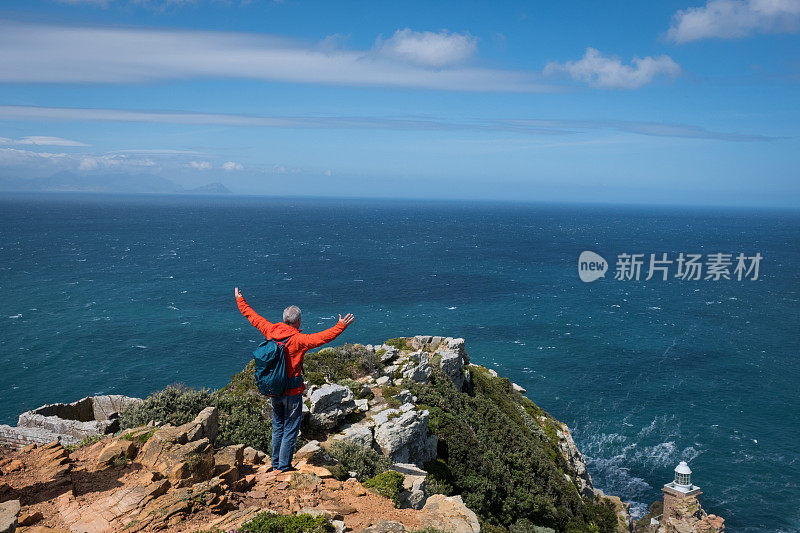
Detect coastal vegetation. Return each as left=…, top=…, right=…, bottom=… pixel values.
left=118, top=341, right=618, bottom=532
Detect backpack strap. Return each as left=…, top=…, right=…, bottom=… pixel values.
left=277, top=334, right=305, bottom=391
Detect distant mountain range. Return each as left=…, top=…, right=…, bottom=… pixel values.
left=0, top=171, right=232, bottom=195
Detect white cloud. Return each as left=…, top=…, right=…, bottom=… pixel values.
left=15, top=135, right=89, bottom=146
left=222, top=161, right=244, bottom=171
left=78, top=153, right=155, bottom=170
left=187, top=160, right=212, bottom=170
left=374, top=29, right=477, bottom=68
left=0, top=135, right=88, bottom=146
left=668, top=0, right=800, bottom=43
left=0, top=104, right=773, bottom=141
left=0, top=21, right=549, bottom=92
left=544, top=48, right=681, bottom=89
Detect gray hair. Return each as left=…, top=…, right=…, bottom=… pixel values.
left=283, top=305, right=301, bottom=326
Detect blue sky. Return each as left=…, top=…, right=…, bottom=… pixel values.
left=0, top=0, right=798, bottom=206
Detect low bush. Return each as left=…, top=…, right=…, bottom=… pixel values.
left=363, top=470, right=405, bottom=506
left=326, top=440, right=390, bottom=481
left=119, top=374, right=273, bottom=452
left=119, top=385, right=212, bottom=429
left=423, top=459, right=455, bottom=496
left=304, top=344, right=383, bottom=382
left=410, top=366, right=617, bottom=532
left=237, top=511, right=333, bottom=533
left=65, top=434, right=103, bottom=452
left=384, top=337, right=411, bottom=351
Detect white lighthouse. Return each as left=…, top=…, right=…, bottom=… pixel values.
left=662, top=461, right=702, bottom=519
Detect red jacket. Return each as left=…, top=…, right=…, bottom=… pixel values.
left=237, top=296, right=348, bottom=395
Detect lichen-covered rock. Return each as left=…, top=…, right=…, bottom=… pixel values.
left=556, top=422, right=594, bottom=498
left=373, top=407, right=437, bottom=466
left=295, top=440, right=322, bottom=461
left=333, top=423, right=374, bottom=449
left=361, top=519, right=407, bottom=533
left=420, top=494, right=480, bottom=533
left=392, top=463, right=428, bottom=510
left=308, top=384, right=356, bottom=429
left=11, top=395, right=142, bottom=446
left=402, top=352, right=431, bottom=383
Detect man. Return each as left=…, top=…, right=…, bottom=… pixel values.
left=234, top=287, right=354, bottom=472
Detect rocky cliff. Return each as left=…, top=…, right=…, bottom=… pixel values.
left=0, top=335, right=700, bottom=533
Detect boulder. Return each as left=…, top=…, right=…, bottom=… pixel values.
left=355, top=398, right=370, bottom=411
left=379, top=347, right=399, bottom=364
left=11, top=395, right=142, bottom=446
left=402, top=352, right=431, bottom=383
left=0, top=500, right=20, bottom=533
left=214, top=444, right=245, bottom=482
left=361, top=519, right=406, bottom=533
left=420, top=494, right=480, bottom=533
left=333, top=423, right=374, bottom=449
left=295, top=440, right=322, bottom=461
left=138, top=410, right=219, bottom=487
left=437, top=352, right=465, bottom=391
left=243, top=446, right=266, bottom=465
left=308, top=385, right=356, bottom=429
left=392, top=463, right=428, bottom=510
left=96, top=439, right=137, bottom=467
left=373, top=407, right=437, bottom=466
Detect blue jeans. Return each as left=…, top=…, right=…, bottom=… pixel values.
left=270, top=393, right=303, bottom=471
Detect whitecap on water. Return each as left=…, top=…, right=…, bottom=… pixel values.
left=447, top=306, right=457, bottom=310
left=8, top=314, right=21, bottom=319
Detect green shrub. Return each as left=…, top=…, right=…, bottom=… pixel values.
left=211, top=388, right=272, bottom=451
left=65, top=434, right=103, bottom=452
left=326, top=440, right=391, bottom=481
left=385, top=338, right=411, bottom=351
left=423, top=459, right=454, bottom=496
left=304, top=344, right=383, bottom=383
left=410, top=366, right=617, bottom=532
left=363, top=470, right=405, bottom=506
left=238, top=511, right=333, bottom=533
left=119, top=379, right=273, bottom=452
left=119, top=385, right=212, bottom=429
left=306, top=372, right=326, bottom=387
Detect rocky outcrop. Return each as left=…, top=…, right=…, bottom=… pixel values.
left=555, top=422, right=594, bottom=499
left=373, top=405, right=437, bottom=466
left=308, top=384, right=357, bottom=429
left=420, top=495, right=480, bottom=533
left=0, top=499, right=20, bottom=533
left=0, top=395, right=141, bottom=449
left=391, top=463, right=428, bottom=510
left=658, top=496, right=725, bottom=533
left=138, top=409, right=219, bottom=487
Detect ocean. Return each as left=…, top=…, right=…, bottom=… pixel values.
left=1, top=193, right=798, bottom=532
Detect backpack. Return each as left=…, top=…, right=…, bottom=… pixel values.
left=252, top=336, right=303, bottom=396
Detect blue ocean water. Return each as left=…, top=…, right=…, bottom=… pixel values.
left=1, top=193, right=798, bottom=532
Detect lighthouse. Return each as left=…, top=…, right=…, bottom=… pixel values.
left=662, top=461, right=702, bottom=519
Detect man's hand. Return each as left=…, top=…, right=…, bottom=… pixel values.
left=338, top=313, right=355, bottom=326
left=234, top=287, right=242, bottom=299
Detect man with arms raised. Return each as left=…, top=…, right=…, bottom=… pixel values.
left=234, top=287, right=354, bottom=472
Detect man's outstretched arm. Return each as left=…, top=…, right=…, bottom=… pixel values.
left=296, top=313, right=355, bottom=350
left=234, top=287, right=276, bottom=338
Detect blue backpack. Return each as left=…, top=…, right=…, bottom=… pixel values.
left=253, top=336, right=303, bottom=396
